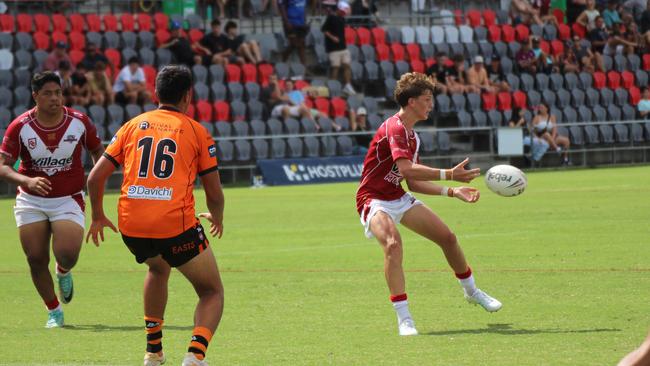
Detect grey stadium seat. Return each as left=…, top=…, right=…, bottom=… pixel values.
left=452, top=94, right=466, bottom=112
left=267, top=118, right=283, bottom=135
left=214, top=121, right=232, bottom=137
left=284, top=118, right=300, bottom=134
left=248, top=100, right=264, bottom=121
left=584, top=125, right=600, bottom=144
left=234, top=140, right=251, bottom=162
left=615, top=88, right=628, bottom=107
left=334, top=116, right=350, bottom=131
left=599, top=125, right=614, bottom=144
left=211, top=82, right=227, bottom=101
left=607, top=105, right=622, bottom=121
left=156, top=48, right=172, bottom=65
left=630, top=124, right=644, bottom=143
left=232, top=120, right=249, bottom=136
left=228, top=82, right=244, bottom=101
left=569, top=126, right=585, bottom=146
left=488, top=110, right=503, bottom=127
left=614, top=124, right=629, bottom=143
left=571, top=89, right=585, bottom=108
left=245, top=82, right=260, bottom=101
left=550, top=73, right=564, bottom=91
left=418, top=131, right=434, bottom=153
left=126, top=104, right=142, bottom=120
left=318, top=117, right=333, bottom=132
left=437, top=131, right=451, bottom=153
left=14, top=87, right=31, bottom=106
left=457, top=111, right=472, bottom=128
left=599, top=88, right=613, bottom=107
left=364, top=61, right=379, bottom=81
left=103, top=31, right=120, bottom=49
left=585, top=88, right=599, bottom=107
left=300, top=118, right=318, bottom=134
left=472, top=110, right=488, bottom=127
left=217, top=141, right=234, bottom=163
left=286, top=137, right=303, bottom=157
left=139, top=48, right=155, bottom=65
left=250, top=119, right=266, bottom=136
left=271, top=138, right=287, bottom=159
left=563, top=106, right=578, bottom=122
left=592, top=105, right=607, bottom=122
left=321, top=136, right=337, bottom=157
left=209, top=65, right=225, bottom=83
left=88, top=105, right=106, bottom=126
left=578, top=106, right=593, bottom=122
left=564, top=73, right=578, bottom=90
left=138, top=31, right=155, bottom=49
left=193, top=82, right=210, bottom=101
left=192, top=65, right=209, bottom=84
left=467, top=93, right=481, bottom=112
left=121, top=31, right=137, bottom=49
left=337, top=135, right=354, bottom=156
left=622, top=104, right=636, bottom=120
left=252, top=139, right=269, bottom=160
left=303, top=136, right=320, bottom=157
left=556, top=89, right=570, bottom=109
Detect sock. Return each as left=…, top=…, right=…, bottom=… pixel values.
left=390, top=293, right=412, bottom=324
left=188, top=326, right=213, bottom=361
left=455, top=267, right=477, bottom=296
left=45, top=297, right=60, bottom=312
left=145, top=316, right=164, bottom=354
left=56, top=264, right=69, bottom=275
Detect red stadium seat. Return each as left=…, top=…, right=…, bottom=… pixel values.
left=467, top=10, right=482, bottom=27
left=550, top=40, right=564, bottom=56
left=482, top=92, right=497, bottom=110
left=258, top=63, right=274, bottom=86
left=371, top=27, right=386, bottom=45
left=454, top=10, right=463, bottom=25
left=52, top=31, right=67, bottom=46
left=155, top=29, right=171, bottom=47
left=356, top=27, right=371, bottom=45
left=405, top=43, right=421, bottom=62
left=186, top=103, right=196, bottom=119
left=314, top=97, right=331, bottom=116
left=390, top=43, right=405, bottom=61
left=488, top=25, right=501, bottom=42
left=120, top=13, right=136, bottom=32
left=33, top=32, right=49, bottom=50
left=69, top=32, right=85, bottom=51
left=16, top=14, right=33, bottom=33
left=376, top=44, right=390, bottom=61
left=142, top=65, right=156, bottom=87
left=241, top=63, right=257, bottom=83
left=52, top=14, right=67, bottom=33
left=629, top=86, right=640, bottom=105
left=195, top=101, right=213, bottom=121
left=497, top=92, right=511, bottom=111
left=331, top=97, right=347, bottom=117
left=154, top=13, right=169, bottom=30
left=105, top=48, right=121, bottom=69
left=34, top=14, right=50, bottom=33
left=69, top=49, right=84, bottom=66
left=483, top=10, right=496, bottom=27
left=540, top=40, right=550, bottom=54
left=213, top=101, right=230, bottom=121
left=644, top=54, right=650, bottom=71
left=0, top=14, right=14, bottom=32
left=103, top=14, right=118, bottom=32
left=607, top=71, right=621, bottom=89
left=294, top=80, right=310, bottom=90
left=501, top=25, right=515, bottom=43
left=137, top=13, right=153, bottom=31
left=69, top=14, right=85, bottom=33
left=86, top=14, right=101, bottom=32
left=344, top=26, right=356, bottom=45
left=513, top=91, right=527, bottom=109
left=515, top=24, right=529, bottom=42
left=553, top=8, right=565, bottom=24
left=621, top=71, right=635, bottom=89
left=304, top=96, right=313, bottom=108
left=557, top=24, right=571, bottom=40
left=189, top=29, right=204, bottom=44
left=225, top=64, right=242, bottom=83
left=571, top=23, right=586, bottom=38
left=592, top=71, right=606, bottom=89
left=410, top=59, right=424, bottom=73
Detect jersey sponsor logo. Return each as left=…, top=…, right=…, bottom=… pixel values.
left=208, top=144, right=217, bottom=157
left=28, top=138, right=37, bottom=149
left=383, top=163, right=402, bottom=186
left=172, top=241, right=195, bottom=255
left=282, top=162, right=363, bottom=182
left=109, top=134, right=118, bottom=145
left=33, top=156, right=74, bottom=167
left=139, top=121, right=150, bottom=130
left=63, top=134, right=78, bottom=143
left=126, top=185, right=173, bottom=200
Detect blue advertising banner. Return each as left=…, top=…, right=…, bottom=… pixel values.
left=257, top=156, right=365, bottom=186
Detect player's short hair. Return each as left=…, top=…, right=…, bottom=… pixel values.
left=394, top=72, right=435, bottom=108
left=31, top=71, right=62, bottom=93
left=155, top=65, right=193, bottom=105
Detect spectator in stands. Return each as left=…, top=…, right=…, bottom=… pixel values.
left=532, top=103, right=570, bottom=164
left=161, top=21, right=202, bottom=67
left=278, top=0, right=309, bottom=65
left=588, top=16, right=609, bottom=54
left=263, top=74, right=322, bottom=130
left=602, top=0, right=623, bottom=28
left=86, top=61, right=113, bottom=106
left=638, top=87, right=650, bottom=118
left=44, top=41, right=74, bottom=72
left=350, top=0, right=381, bottom=27
left=509, top=107, right=527, bottom=128
left=577, top=0, right=601, bottom=31
left=113, top=57, right=151, bottom=106
left=560, top=45, right=581, bottom=73
left=444, top=54, right=479, bottom=94
left=55, top=60, right=74, bottom=106
left=572, top=35, right=605, bottom=71
left=322, top=1, right=356, bottom=95
left=604, top=23, right=639, bottom=55
left=350, top=106, right=371, bottom=155
left=223, top=20, right=264, bottom=64
left=79, top=42, right=114, bottom=76
left=516, top=41, right=537, bottom=74
left=425, top=52, right=450, bottom=95
left=623, top=0, right=646, bottom=20
left=640, top=0, right=650, bottom=34
left=511, top=0, right=546, bottom=25
left=485, top=55, right=511, bottom=92
left=467, top=56, right=503, bottom=94
left=567, top=0, right=588, bottom=23
left=70, top=66, right=91, bottom=106
left=531, top=36, right=557, bottom=73
left=194, top=19, right=230, bottom=66
left=624, top=22, right=642, bottom=54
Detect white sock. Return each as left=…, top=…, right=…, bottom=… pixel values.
left=459, top=274, right=477, bottom=296
left=48, top=304, right=62, bottom=313
left=392, top=300, right=412, bottom=324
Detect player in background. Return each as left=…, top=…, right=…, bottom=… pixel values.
left=0, top=71, right=104, bottom=328
left=86, top=65, right=225, bottom=366
left=356, top=72, right=502, bottom=336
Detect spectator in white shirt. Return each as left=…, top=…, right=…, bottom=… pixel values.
left=113, top=57, right=151, bottom=105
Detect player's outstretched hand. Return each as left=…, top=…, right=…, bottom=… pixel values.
left=85, top=216, right=117, bottom=247
left=25, top=177, right=52, bottom=196
left=198, top=212, right=223, bottom=239
left=453, top=187, right=480, bottom=203
left=451, top=158, right=481, bottom=183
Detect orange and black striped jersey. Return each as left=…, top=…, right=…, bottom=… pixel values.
left=104, top=106, right=218, bottom=238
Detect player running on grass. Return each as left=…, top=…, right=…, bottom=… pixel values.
left=86, top=65, right=225, bottom=366
left=0, top=71, right=104, bottom=328
left=356, top=72, right=502, bottom=336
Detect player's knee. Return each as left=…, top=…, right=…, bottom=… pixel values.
left=437, top=230, right=458, bottom=249
left=384, top=236, right=403, bottom=258
left=56, top=251, right=79, bottom=268
left=26, top=253, right=49, bottom=271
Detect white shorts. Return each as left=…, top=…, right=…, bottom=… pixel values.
left=359, top=192, right=423, bottom=239
left=328, top=49, right=351, bottom=67
left=271, top=104, right=302, bottom=118
left=14, top=190, right=86, bottom=228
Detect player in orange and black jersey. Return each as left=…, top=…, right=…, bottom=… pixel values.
left=86, top=65, right=224, bottom=366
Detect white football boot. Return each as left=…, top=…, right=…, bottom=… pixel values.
left=398, top=318, right=419, bottom=336
left=181, top=353, right=208, bottom=366
left=144, top=352, right=166, bottom=366
left=465, top=289, right=502, bottom=312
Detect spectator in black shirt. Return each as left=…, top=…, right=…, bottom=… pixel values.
left=350, top=0, right=380, bottom=27
left=161, top=21, right=201, bottom=66
left=322, top=1, right=356, bottom=95
left=588, top=16, right=609, bottom=54
left=224, top=21, right=264, bottom=64
left=425, top=52, right=450, bottom=94
left=193, top=19, right=230, bottom=66
left=79, top=42, right=114, bottom=76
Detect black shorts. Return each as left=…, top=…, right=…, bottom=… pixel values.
left=285, top=24, right=309, bottom=39
left=122, top=224, right=209, bottom=267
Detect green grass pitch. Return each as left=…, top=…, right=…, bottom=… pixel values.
left=0, top=166, right=649, bottom=365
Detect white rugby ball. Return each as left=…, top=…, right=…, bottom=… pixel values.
left=484, top=165, right=527, bottom=197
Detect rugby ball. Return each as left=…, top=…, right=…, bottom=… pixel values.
left=484, top=165, right=527, bottom=197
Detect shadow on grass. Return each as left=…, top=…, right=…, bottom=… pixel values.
left=65, top=324, right=194, bottom=332
left=422, top=323, right=622, bottom=336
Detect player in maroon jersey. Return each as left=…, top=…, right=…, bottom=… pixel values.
left=356, top=72, right=502, bottom=336
left=0, top=71, right=104, bottom=328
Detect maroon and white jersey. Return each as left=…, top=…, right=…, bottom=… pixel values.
left=356, top=113, right=420, bottom=214
left=0, top=107, right=102, bottom=198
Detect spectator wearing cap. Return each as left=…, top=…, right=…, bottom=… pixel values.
left=351, top=106, right=371, bottom=155
left=44, top=41, right=74, bottom=72
left=322, top=1, right=357, bottom=95
left=223, top=21, right=264, bottom=64
left=113, top=56, right=151, bottom=105
left=161, top=21, right=202, bottom=66
left=466, top=55, right=506, bottom=94
left=530, top=36, right=557, bottom=73
left=79, top=42, right=114, bottom=76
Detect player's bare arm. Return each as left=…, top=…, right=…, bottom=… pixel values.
left=395, top=157, right=480, bottom=183
left=0, top=154, right=52, bottom=195
left=88, top=145, right=105, bottom=165
left=86, top=156, right=118, bottom=246
left=198, top=170, right=225, bottom=239
left=405, top=179, right=480, bottom=203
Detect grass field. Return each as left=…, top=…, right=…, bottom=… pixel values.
left=0, top=166, right=649, bottom=365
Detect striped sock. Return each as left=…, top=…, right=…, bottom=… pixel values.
left=56, top=264, right=69, bottom=275
left=188, top=326, right=213, bottom=361
left=144, top=316, right=164, bottom=354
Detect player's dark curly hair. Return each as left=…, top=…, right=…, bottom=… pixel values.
left=394, top=72, right=435, bottom=108
left=155, top=65, right=193, bottom=105
left=31, top=71, right=62, bottom=93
